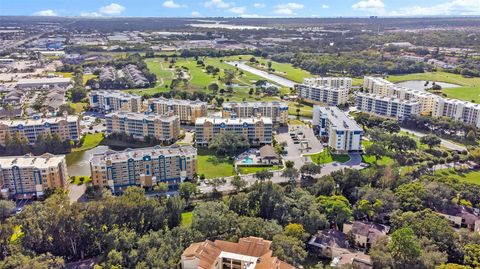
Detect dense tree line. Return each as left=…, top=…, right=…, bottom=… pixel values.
left=0, top=132, right=72, bottom=156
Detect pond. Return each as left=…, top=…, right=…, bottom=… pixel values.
left=395, top=80, right=461, bottom=91
left=66, top=146, right=110, bottom=176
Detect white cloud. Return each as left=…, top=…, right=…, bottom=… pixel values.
left=273, top=2, right=304, bottom=15
left=98, top=3, right=125, bottom=15
left=191, top=11, right=201, bottom=16
left=253, top=3, right=266, bottom=8
left=33, top=10, right=57, bottom=16
left=80, top=12, right=102, bottom=17
left=388, top=0, right=480, bottom=16
left=352, top=0, right=385, bottom=14
left=162, top=0, right=187, bottom=8
left=229, top=6, right=246, bottom=14
left=322, top=4, right=330, bottom=9
left=204, top=0, right=231, bottom=9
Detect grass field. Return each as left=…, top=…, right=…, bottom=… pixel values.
left=74, top=133, right=104, bottom=152
left=181, top=211, right=193, bottom=227
left=435, top=168, right=480, bottom=185
left=197, top=149, right=235, bottom=178
left=245, top=57, right=313, bottom=83
left=69, top=102, right=88, bottom=113
left=288, top=102, right=313, bottom=118
left=307, top=150, right=350, bottom=165
left=69, top=175, right=92, bottom=185
left=387, top=71, right=480, bottom=103
left=238, top=165, right=283, bottom=174
left=361, top=140, right=395, bottom=166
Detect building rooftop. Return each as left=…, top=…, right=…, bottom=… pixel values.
left=364, top=76, right=394, bottom=86
left=222, top=101, right=288, bottom=108
left=0, top=115, right=78, bottom=127
left=196, top=117, right=272, bottom=125
left=298, top=84, right=349, bottom=92
left=182, top=237, right=294, bottom=269
left=316, top=106, right=363, bottom=131
left=149, top=97, right=207, bottom=107
left=357, top=92, right=421, bottom=105
left=308, top=229, right=349, bottom=250
left=91, top=90, right=141, bottom=99
left=91, top=145, right=197, bottom=164
left=0, top=153, right=65, bottom=169
left=106, top=112, right=178, bottom=122
left=17, top=77, right=72, bottom=85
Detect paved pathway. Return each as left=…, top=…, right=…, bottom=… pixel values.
left=400, top=127, right=467, bottom=152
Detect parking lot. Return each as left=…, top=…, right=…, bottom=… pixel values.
left=275, top=125, right=323, bottom=168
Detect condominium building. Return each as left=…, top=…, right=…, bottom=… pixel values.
left=195, top=117, right=272, bottom=146
left=181, top=237, right=294, bottom=269
left=89, top=90, right=142, bottom=113
left=297, top=84, right=349, bottom=105
left=394, top=87, right=439, bottom=115
left=222, top=101, right=289, bottom=124
left=303, top=77, right=352, bottom=90
left=148, top=97, right=207, bottom=124
left=356, top=93, right=421, bottom=121
left=312, top=106, right=363, bottom=152
left=0, top=153, right=68, bottom=199
left=0, top=115, right=80, bottom=146
left=106, top=112, right=180, bottom=142
left=90, top=145, right=197, bottom=192
left=363, top=76, right=394, bottom=95
left=434, top=98, right=480, bottom=128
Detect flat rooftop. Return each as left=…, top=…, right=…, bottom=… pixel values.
left=149, top=97, right=207, bottom=106
left=222, top=101, right=288, bottom=108
left=91, top=90, right=141, bottom=99
left=0, top=115, right=78, bottom=126
left=0, top=154, right=65, bottom=169
left=316, top=106, right=363, bottom=131
left=17, top=77, right=72, bottom=84
left=357, top=93, right=421, bottom=105
left=196, top=117, right=272, bottom=125
left=91, top=145, right=197, bottom=163
left=106, top=112, right=178, bottom=122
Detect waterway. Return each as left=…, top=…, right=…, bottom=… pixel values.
left=66, top=146, right=109, bottom=176
left=396, top=80, right=460, bottom=91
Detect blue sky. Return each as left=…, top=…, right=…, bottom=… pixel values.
left=1, top=0, right=479, bottom=17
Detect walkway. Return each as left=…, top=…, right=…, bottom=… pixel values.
left=226, top=61, right=296, bottom=88
left=400, top=127, right=467, bottom=152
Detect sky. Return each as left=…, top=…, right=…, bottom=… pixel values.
left=0, top=0, right=479, bottom=17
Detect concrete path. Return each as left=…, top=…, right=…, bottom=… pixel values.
left=68, top=184, right=86, bottom=204
left=226, top=61, right=296, bottom=88
left=400, top=127, right=467, bottom=152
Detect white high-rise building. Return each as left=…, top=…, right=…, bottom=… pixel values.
left=297, top=84, right=349, bottom=106
left=356, top=93, right=421, bottom=121
left=303, top=77, right=352, bottom=90
left=312, top=106, right=363, bottom=152
left=434, top=98, right=480, bottom=128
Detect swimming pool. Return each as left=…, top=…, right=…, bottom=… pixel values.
left=242, top=157, right=254, bottom=164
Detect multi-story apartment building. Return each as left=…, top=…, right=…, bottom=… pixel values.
left=303, top=77, right=352, bottom=90
left=222, top=101, right=289, bottom=124
left=356, top=93, right=421, bottom=121
left=363, top=76, right=394, bottom=95
left=89, top=90, right=142, bottom=113
left=106, top=112, right=180, bottom=143
left=148, top=97, right=207, bottom=124
left=312, top=106, right=363, bottom=152
left=195, top=117, right=272, bottom=146
left=297, top=84, right=349, bottom=105
left=90, top=145, right=197, bottom=192
left=434, top=98, right=480, bottom=128
left=181, top=237, right=294, bottom=269
left=394, top=87, right=439, bottom=115
left=0, top=153, right=68, bottom=199
left=0, top=115, right=80, bottom=146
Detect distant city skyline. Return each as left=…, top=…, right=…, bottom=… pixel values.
left=1, top=0, right=480, bottom=18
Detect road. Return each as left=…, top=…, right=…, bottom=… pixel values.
left=226, top=61, right=297, bottom=88
left=400, top=127, right=467, bottom=152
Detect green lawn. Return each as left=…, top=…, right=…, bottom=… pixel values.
left=69, top=176, right=92, bottom=185
left=197, top=149, right=235, bottom=179
left=307, top=150, right=350, bottom=165
left=181, top=211, right=193, bottom=227
left=238, top=165, right=283, bottom=175
left=246, top=57, right=313, bottom=83
left=435, top=168, right=480, bottom=185
left=361, top=140, right=395, bottom=166
left=386, top=71, right=480, bottom=103
left=288, top=102, right=313, bottom=118
left=69, top=102, right=88, bottom=114
left=74, top=133, right=104, bottom=152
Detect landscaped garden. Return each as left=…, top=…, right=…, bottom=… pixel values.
left=238, top=165, right=283, bottom=175
left=434, top=168, right=480, bottom=185
left=307, top=149, right=350, bottom=165
left=197, top=149, right=236, bottom=179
